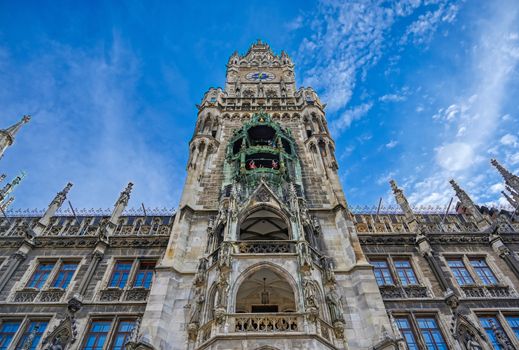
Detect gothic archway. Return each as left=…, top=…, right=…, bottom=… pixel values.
left=232, top=263, right=300, bottom=314
left=235, top=268, right=296, bottom=313
left=238, top=208, right=289, bottom=241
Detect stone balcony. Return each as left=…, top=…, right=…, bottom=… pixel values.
left=195, top=313, right=340, bottom=349
left=378, top=284, right=429, bottom=299
left=461, top=285, right=515, bottom=298
left=236, top=240, right=296, bottom=254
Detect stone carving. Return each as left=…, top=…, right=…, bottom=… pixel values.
left=466, top=338, right=483, bottom=350
left=234, top=315, right=298, bottom=332
left=125, top=288, right=150, bottom=301
left=194, top=257, right=208, bottom=286
left=99, top=289, right=123, bottom=302
left=14, top=290, right=38, bottom=302
left=219, top=242, right=233, bottom=270
left=326, top=285, right=344, bottom=324
left=238, top=241, right=293, bottom=254
left=216, top=269, right=230, bottom=312
left=255, top=188, right=271, bottom=202
left=321, top=256, right=336, bottom=284
left=298, top=241, right=312, bottom=271
left=39, top=289, right=65, bottom=302
left=189, top=287, right=205, bottom=325
left=302, top=272, right=318, bottom=320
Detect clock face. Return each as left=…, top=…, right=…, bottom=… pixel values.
left=246, top=71, right=275, bottom=82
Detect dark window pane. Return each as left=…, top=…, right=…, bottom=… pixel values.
left=372, top=260, right=394, bottom=286
left=82, top=321, right=111, bottom=350
left=52, top=262, right=78, bottom=289
left=480, top=316, right=511, bottom=350
left=417, top=317, right=448, bottom=350
left=109, top=262, right=133, bottom=288
left=133, top=262, right=155, bottom=289
left=394, top=259, right=418, bottom=286
left=470, top=259, right=498, bottom=285
left=15, top=321, right=48, bottom=350
left=27, top=263, right=55, bottom=289
left=506, top=316, right=519, bottom=341
left=447, top=259, right=474, bottom=286
left=395, top=317, right=419, bottom=350
left=0, top=321, right=21, bottom=350
left=110, top=320, right=136, bottom=350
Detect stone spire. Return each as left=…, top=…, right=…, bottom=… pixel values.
left=389, top=180, right=417, bottom=226
left=0, top=172, right=25, bottom=204
left=0, top=174, right=6, bottom=183
left=105, top=182, right=133, bottom=237
left=33, top=182, right=73, bottom=235
left=0, top=115, right=30, bottom=159
left=449, top=179, right=490, bottom=229
left=491, top=159, right=519, bottom=193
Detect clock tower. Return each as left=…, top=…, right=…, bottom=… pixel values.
left=138, top=40, right=398, bottom=350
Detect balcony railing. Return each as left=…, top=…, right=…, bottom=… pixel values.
left=378, top=284, right=429, bottom=299
left=461, top=285, right=514, bottom=298
left=232, top=313, right=300, bottom=332
left=195, top=313, right=339, bottom=347
left=236, top=240, right=295, bottom=254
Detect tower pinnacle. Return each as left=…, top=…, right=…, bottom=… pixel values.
left=0, top=115, right=31, bottom=159
left=491, top=159, right=519, bottom=193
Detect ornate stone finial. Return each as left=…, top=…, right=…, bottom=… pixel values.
left=51, top=182, right=73, bottom=207
left=0, top=174, right=6, bottom=183
left=116, top=182, right=133, bottom=206
left=0, top=172, right=26, bottom=202
left=389, top=179, right=413, bottom=217
left=491, top=159, right=519, bottom=193
left=449, top=180, right=477, bottom=213
left=0, top=196, right=14, bottom=212
left=501, top=191, right=518, bottom=208
left=0, top=115, right=31, bottom=157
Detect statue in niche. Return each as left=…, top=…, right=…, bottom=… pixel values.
left=219, top=242, right=232, bottom=270
left=194, top=258, right=208, bottom=286
left=298, top=241, right=313, bottom=270
left=322, top=256, right=336, bottom=284
left=326, top=285, right=344, bottom=323
left=189, top=287, right=205, bottom=325
left=465, top=338, right=482, bottom=350
left=216, top=270, right=229, bottom=309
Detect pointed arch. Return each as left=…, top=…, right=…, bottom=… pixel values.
left=231, top=262, right=301, bottom=313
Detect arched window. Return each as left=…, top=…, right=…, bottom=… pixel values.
left=235, top=268, right=296, bottom=313
left=239, top=209, right=289, bottom=240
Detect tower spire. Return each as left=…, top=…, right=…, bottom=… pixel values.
left=389, top=179, right=421, bottom=233
left=33, top=182, right=73, bottom=235
left=449, top=179, right=490, bottom=229
left=0, top=115, right=31, bottom=159
left=491, top=159, right=519, bottom=193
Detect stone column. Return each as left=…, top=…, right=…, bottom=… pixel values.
left=0, top=241, right=32, bottom=292
left=76, top=243, right=106, bottom=298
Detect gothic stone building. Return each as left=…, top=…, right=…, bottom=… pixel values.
left=0, top=41, right=519, bottom=350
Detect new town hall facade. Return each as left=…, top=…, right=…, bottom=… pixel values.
left=1, top=41, right=519, bottom=350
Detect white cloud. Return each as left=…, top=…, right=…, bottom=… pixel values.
left=402, top=3, right=459, bottom=45
left=435, top=142, right=475, bottom=172
left=406, top=0, right=519, bottom=206
left=490, top=183, right=505, bottom=193
left=379, top=94, right=406, bottom=102
left=0, top=37, right=184, bottom=208
left=330, top=102, right=373, bottom=135
left=295, top=0, right=458, bottom=135
left=386, top=140, right=399, bottom=148
left=500, top=133, right=518, bottom=147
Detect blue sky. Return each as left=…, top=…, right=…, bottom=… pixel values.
left=1, top=0, right=518, bottom=211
